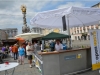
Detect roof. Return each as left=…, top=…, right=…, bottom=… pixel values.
left=91, top=2, right=100, bottom=7
left=41, top=32, right=71, bottom=40
left=2, top=39, right=18, bottom=42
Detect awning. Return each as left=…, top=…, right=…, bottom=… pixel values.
left=15, top=33, right=43, bottom=40
left=41, top=32, right=70, bottom=40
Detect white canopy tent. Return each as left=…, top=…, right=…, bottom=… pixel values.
left=15, top=33, right=43, bottom=41
left=30, top=6, right=100, bottom=48
left=30, top=6, right=100, bottom=29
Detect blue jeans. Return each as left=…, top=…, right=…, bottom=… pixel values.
left=14, top=52, right=18, bottom=60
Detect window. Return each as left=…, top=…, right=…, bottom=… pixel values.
left=80, top=30, right=82, bottom=33
left=75, top=31, right=76, bottom=34
left=34, top=29, right=36, bottom=33
left=75, top=36, right=77, bottom=40
left=77, top=30, right=79, bottom=33
left=88, top=35, right=90, bottom=40
left=37, top=28, right=39, bottom=33
left=91, top=25, right=94, bottom=29
left=78, top=36, right=80, bottom=40
left=40, top=29, right=42, bottom=34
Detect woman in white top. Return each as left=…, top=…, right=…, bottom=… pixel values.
left=55, top=39, right=63, bottom=51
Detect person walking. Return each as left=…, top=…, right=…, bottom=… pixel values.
left=23, top=43, right=27, bottom=58
left=26, top=42, right=34, bottom=68
left=1, top=46, right=7, bottom=58
left=18, top=44, right=25, bottom=65
left=9, top=45, right=13, bottom=57
left=12, top=44, right=18, bottom=60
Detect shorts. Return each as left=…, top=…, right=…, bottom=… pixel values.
left=19, top=55, right=24, bottom=61
left=27, top=55, right=32, bottom=60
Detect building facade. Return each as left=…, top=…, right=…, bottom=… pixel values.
left=70, top=2, right=100, bottom=40
left=31, top=26, right=68, bottom=36
left=2, top=28, right=18, bottom=38
left=70, top=25, right=99, bottom=40
left=31, top=27, right=44, bottom=34
left=0, top=29, right=7, bottom=40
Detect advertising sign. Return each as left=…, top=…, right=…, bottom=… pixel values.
left=90, top=30, right=100, bottom=70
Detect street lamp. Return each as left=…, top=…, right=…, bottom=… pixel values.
left=21, top=5, right=30, bottom=33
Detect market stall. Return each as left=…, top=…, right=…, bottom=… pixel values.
left=32, top=32, right=71, bottom=74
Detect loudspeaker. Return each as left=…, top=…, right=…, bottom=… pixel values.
left=62, top=15, right=67, bottom=31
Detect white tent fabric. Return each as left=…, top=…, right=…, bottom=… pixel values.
left=30, top=6, right=100, bottom=28
left=15, top=33, right=43, bottom=40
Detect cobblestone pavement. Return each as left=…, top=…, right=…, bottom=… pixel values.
left=0, top=57, right=41, bottom=75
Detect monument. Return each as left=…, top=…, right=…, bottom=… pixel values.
left=21, top=5, right=30, bottom=33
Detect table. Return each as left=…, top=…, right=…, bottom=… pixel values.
left=0, top=62, right=19, bottom=75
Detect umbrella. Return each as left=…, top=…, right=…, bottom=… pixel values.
left=30, top=6, right=100, bottom=47
left=16, top=37, right=25, bottom=43
left=15, top=33, right=43, bottom=40
left=30, top=6, right=100, bottom=28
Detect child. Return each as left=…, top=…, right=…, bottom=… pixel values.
left=18, top=44, right=25, bottom=65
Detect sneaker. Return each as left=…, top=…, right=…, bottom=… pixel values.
left=29, top=65, right=32, bottom=68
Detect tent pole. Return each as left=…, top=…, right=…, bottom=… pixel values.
left=67, top=15, right=71, bottom=48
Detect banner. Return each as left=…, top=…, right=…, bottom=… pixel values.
left=90, top=30, right=100, bottom=70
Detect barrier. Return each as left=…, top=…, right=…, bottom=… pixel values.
left=32, top=53, right=44, bottom=75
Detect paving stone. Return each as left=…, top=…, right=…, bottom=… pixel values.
left=0, top=57, right=41, bottom=75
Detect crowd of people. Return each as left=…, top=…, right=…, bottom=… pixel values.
left=0, top=39, right=67, bottom=67
left=0, top=42, right=37, bottom=68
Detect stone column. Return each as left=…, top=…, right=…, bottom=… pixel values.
left=21, top=5, right=30, bottom=33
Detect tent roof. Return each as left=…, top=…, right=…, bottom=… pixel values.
left=41, top=32, right=71, bottom=40
left=15, top=33, right=43, bottom=40
left=30, top=6, right=100, bottom=28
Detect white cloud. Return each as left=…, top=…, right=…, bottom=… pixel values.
left=58, top=2, right=85, bottom=9
left=0, top=0, right=51, bottom=34
left=0, top=0, right=92, bottom=34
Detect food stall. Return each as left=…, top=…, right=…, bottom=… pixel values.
left=33, top=47, right=91, bottom=75
left=32, top=32, right=71, bottom=75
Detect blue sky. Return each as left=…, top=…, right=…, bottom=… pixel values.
left=0, top=0, right=100, bottom=34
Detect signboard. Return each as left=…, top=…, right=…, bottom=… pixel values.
left=64, top=54, right=82, bottom=60
left=65, top=55, right=76, bottom=60
left=90, top=30, right=100, bottom=70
